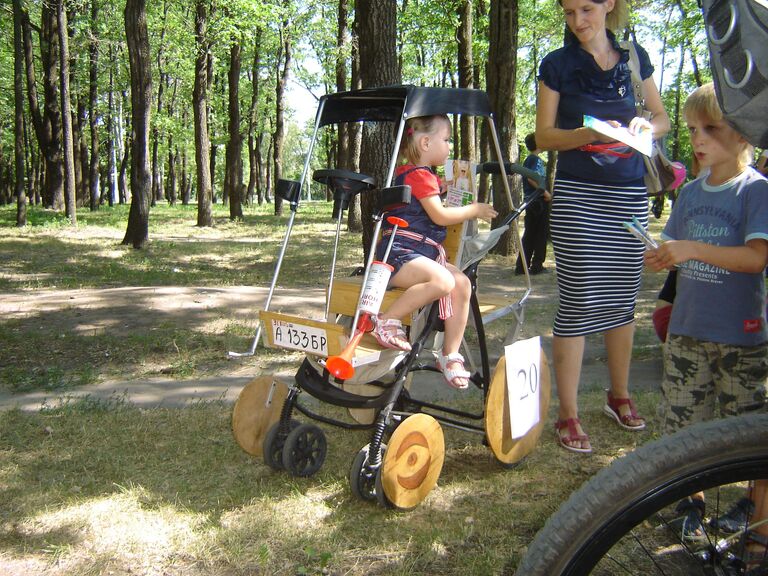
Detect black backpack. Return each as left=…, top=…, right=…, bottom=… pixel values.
left=700, top=0, right=768, bottom=148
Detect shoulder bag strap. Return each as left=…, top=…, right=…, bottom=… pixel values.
left=621, top=41, right=648, bottom=119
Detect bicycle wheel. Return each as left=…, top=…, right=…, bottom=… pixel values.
left=515, top=413, right=768, bottom=576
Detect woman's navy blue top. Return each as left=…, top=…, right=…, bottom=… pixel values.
left=538, top=32, right=654, bottom=184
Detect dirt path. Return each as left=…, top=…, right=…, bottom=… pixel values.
left=0, top=265, right=664, bottom=411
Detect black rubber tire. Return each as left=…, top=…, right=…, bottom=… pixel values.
left=281, top=423, right=327, bottom=477
left=514, top=413, right=768, bottom=576
left=262, top=419, right=299, bottom=471
left=348, top=443, right=385, bottom=502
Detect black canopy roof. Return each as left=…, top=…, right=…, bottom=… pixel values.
left=316, top=85, right=493, bottom=127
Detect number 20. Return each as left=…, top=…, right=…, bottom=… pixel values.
left=517, top=363, right=539, bottom=401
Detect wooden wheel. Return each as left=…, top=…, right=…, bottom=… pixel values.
left=232, top=375, right=289, bottom=456
left=379, top=413, right=444, bottom=510
left=484, top=349, right=551, bottom=466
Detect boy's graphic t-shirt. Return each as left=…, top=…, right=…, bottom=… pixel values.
left=661, top=168, right=768, bottom=346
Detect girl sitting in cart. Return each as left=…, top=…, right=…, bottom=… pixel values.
left=372, top=114, right=497, bottom=389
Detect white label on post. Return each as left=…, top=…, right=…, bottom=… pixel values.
left=504, top=336, right=541, bottom=439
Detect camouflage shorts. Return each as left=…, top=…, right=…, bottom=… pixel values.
left=660, top=334, right=768, bottom=434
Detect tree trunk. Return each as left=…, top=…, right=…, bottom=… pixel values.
left=194, top=0, right=213, bottom=226
left=13, top=0, right=27, bottom=226
left=151, top=0, right=170, bottom=206
left=119, top=140, right=129, bottom=204
left=22, top=7, right=64, bottom=211
left=57, top=0, right=76, bottom=225
left=74, top=97, right=88, bottom=207
left=225, top=39, right=244, bottom=220
left=458, top=0, right=475, bottom=162
left=487, top=0, right=521, bottom=256
left=273, top=12, right=292, bottom=217
left=88, top=0, right=100, bottom=210
left=336, top=0, right=350, bottom=170
left=105, top=44, right=116, bottom=206
left=167, top=145, right=177, bottom=205
left=122, top=0, right=153, bottom=248
left=166, top=78, right=178, bottom=204
left=355, top=0, right=400, bottom=259
left=246, top=34, right=262, bottom=206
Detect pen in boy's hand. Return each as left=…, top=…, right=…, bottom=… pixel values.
left=623, top=220, right=658, bottom=250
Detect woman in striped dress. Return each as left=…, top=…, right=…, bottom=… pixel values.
left=535, top=0, right=670, bottom=453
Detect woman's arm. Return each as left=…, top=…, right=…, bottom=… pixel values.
left=640, top=76, right=671, bottom=138
left=535, top=81, right=603, bottom=152
left=645, top=238, right=768, bottom=274
left=419, top=195, right=497, bottom=227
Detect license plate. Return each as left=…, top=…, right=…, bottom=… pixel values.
left=270, top=319, right=329, bottom=355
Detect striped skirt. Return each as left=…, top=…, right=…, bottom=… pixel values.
left=550, top=175, right=648, bottom=337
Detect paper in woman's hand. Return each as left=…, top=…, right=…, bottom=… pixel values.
left=583, top=115, right=653, bottom=157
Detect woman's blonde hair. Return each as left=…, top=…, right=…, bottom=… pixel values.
left=558, top=0, right=628, bottom=33
left=400, top=115, right=451, bottom=165
left=684, top=82, right=753, bottom=168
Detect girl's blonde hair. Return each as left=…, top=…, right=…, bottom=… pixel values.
left=558, top=0, right=628, bottom=33
left=684, top=82, right=753, bottom=168
left=400, top=115, right=451, bottom=165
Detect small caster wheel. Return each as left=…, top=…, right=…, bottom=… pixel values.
left=349, top=443, right=386, bottom=502
left=282, top=423, right=327, bottom=477
left=262, top=419, right=299, bottom=471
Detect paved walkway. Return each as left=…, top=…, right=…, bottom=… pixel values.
left=0, top=339, right=663, bottom=412
left=0, top=283, right=663, bottom=412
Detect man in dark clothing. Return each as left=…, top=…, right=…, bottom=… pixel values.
left=515, top=133, right=551, bottom=275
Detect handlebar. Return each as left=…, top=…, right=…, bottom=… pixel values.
left=481, top=161, right=545, bottom=191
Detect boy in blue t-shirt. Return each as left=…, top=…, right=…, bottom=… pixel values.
left=645, top=82, right=768, bottom=546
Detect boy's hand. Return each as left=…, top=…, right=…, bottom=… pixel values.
left=475, top=203, right=498, bottom=222
left=644, top=240, right=694, bottom=271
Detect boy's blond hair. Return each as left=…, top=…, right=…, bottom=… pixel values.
left=400, top=115, right=451, bottom=165
left=684, top=82, right=754, bottom=168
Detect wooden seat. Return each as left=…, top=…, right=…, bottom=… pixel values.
left=327, top=275, right=511, bottom=326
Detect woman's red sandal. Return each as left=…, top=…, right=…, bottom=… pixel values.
left=603, top=391, right=646, bottom=431
left=555, top=418, right=592, bottom=454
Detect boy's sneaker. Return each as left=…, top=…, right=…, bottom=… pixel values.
left=674, top=497, right=706, bottom=541
left=709, top=497, right=755, bottom=533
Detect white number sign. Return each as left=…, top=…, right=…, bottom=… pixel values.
left=270, top=319, right=329, bottom=356
left=504, top=336, right=541, bottom=439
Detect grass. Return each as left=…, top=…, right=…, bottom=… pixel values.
left=0, top=199, right=675, bottom=574
left=0, top=392, right=665, bottom=575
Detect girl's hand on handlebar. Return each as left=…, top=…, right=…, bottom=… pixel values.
left=475, top=202, right=498, bottom=222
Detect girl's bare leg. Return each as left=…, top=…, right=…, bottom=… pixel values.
left=380, top=257, right=454, bottom=321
